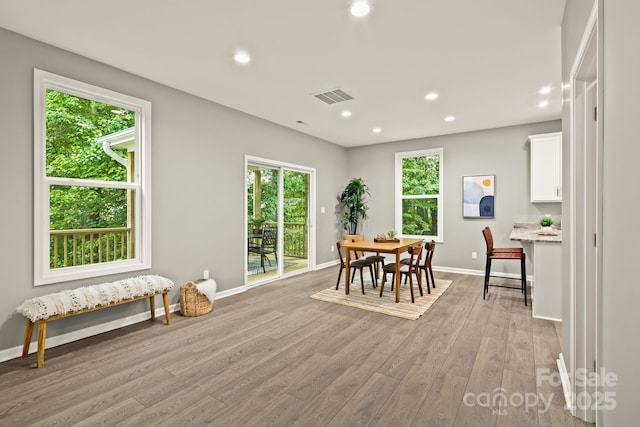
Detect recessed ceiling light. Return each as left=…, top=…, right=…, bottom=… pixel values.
left=444, top=116, right=455, bottom=122
left=341, top=110, right=352, bottom=118
left=538, top=100, right=549, bottom=108
left=234, top=51, right=251, bottom=64
left=425, top=92, right=439, bottom=101
left=372, top=127, right=381, bottom=133
left=539, top=86, right=552, bottom=95
left=350, top=1, right=371, bottom=17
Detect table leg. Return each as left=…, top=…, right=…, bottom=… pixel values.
left=345, top=247, right=351, bottom=295
left=395, top=251, right=401, bottom=303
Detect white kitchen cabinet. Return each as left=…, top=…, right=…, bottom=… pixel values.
left=530, top=132, right=562, bottom=202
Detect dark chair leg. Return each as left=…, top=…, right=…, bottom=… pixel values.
left=522, top=255, right=527, bottom=306
left=483, top=258, right=491, bottom=299
left=336, top=266, right=343, bottom=290
left=421, top=267, right=431, bottom=294
left=369, top=265, right=377, bottom=288
left=379, top=272, right=386, bottom=297
left=390, top=273, right=396, bottom=291
left=430, top=267, right=436, bottom=288
left=416, top=269, right=423, bottom=296
left=359, top=268, right=365, bottom=294
left=351, top=268, right=357, bottom=283
left=408, top=273, right=415, bottom=303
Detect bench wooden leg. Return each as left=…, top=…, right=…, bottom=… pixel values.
left=22, top=319, right=34, bottom=358
left=162, top=292, right=171, bottom=325
left=149, top=295, right=156, bottom=321
left=37, top=320, right=47, bottom=368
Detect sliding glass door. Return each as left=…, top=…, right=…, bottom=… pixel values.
left=282, top=170, right=309, bottom=276
left=247, top=165, right=280, bottom=280
left=246, top=157, right=313, bottom=285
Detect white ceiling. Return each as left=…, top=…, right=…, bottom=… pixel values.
left=0, top=0, right=566, bottom=147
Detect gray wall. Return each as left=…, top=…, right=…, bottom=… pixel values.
left=601, top=0, right=640, bottom=423
left=347, top=121, right=562, bottom=275
left=0, top=28, right=348, bottom=352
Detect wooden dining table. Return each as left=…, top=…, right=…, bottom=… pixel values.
left=341, top=237, right=424, bottom=303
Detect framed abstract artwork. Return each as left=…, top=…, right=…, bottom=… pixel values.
left=463, top=175, right=495, bottom=218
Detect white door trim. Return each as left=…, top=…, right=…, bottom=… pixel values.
left=565, top=2, right=601, bottom=423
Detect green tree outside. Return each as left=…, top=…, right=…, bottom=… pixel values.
left=46, top=89, right=135, bottom=267
left=401, top=155, right=440, bottom=236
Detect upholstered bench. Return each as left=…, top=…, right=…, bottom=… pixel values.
left=16, top=275, right=174, bottom=368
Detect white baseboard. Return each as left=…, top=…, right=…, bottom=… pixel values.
left=557, top=353, right=575, bottom=414
left=314, top=259, right=340, bottom=270
left=533, top=313, right=562, bottom=322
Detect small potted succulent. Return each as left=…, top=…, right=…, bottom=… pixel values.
left=387, top=230, right=397, bottom=240
left=540, top=214, right=554, bottom=232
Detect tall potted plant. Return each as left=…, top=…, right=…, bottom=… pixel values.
left=339, top=178, right=370, bottom=235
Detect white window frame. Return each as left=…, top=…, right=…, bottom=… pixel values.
left=395, top=148, right=444, bottom=242
left=34, top=69, right=152, bottom=285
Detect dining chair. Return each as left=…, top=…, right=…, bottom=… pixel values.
left=248, top=224, right=278, bottom=273
left=343, top=234, right=385, bottom=280
left=379, top=244, right=422, bottom=302
left=335, top=239, right=377, bottom=294
left=482, top=226, right=527, bottom=305
left=417, top=240, right=437, bottom=294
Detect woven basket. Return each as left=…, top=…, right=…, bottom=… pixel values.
left=180, top=280, right=213, bottom=317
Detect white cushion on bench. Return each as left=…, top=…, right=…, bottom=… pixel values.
left=16, top=275, right=174, bottom=322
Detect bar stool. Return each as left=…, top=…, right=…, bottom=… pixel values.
left=482, top=227, right=527, bottom=305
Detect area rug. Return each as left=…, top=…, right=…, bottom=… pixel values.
left=310, top=278, right=453, bottom=320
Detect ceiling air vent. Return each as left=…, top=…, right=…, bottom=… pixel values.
left=313, top=88, right=354, bottom=104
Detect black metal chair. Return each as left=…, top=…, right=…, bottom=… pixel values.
left=336, top=239, right=377, bottom=294
left=482, top=226, right=527, bottom=305
left=248, top=224, right=278, bottom=273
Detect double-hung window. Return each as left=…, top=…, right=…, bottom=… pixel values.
left=395, top=148, right=443, bottom=242
left=34, top=70, right=151, bottom=285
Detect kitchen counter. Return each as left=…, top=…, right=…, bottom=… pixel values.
left=510, top=224, right=562, bottom=321
left=509, top=227, right=562, bottom=243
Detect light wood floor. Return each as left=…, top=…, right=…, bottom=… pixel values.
left=0, top=269, right=593, bottom=426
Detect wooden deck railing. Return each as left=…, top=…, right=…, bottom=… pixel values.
left=50, top=227, right=132, bottom=269
left=52, top=221, right=308, bottom=269
left=249, top=222, right=308, bottom=258
left=283, top=222, right=307, bottom=258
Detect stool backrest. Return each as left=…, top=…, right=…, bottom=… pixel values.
left=482, top=227, right=494, bottom=254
